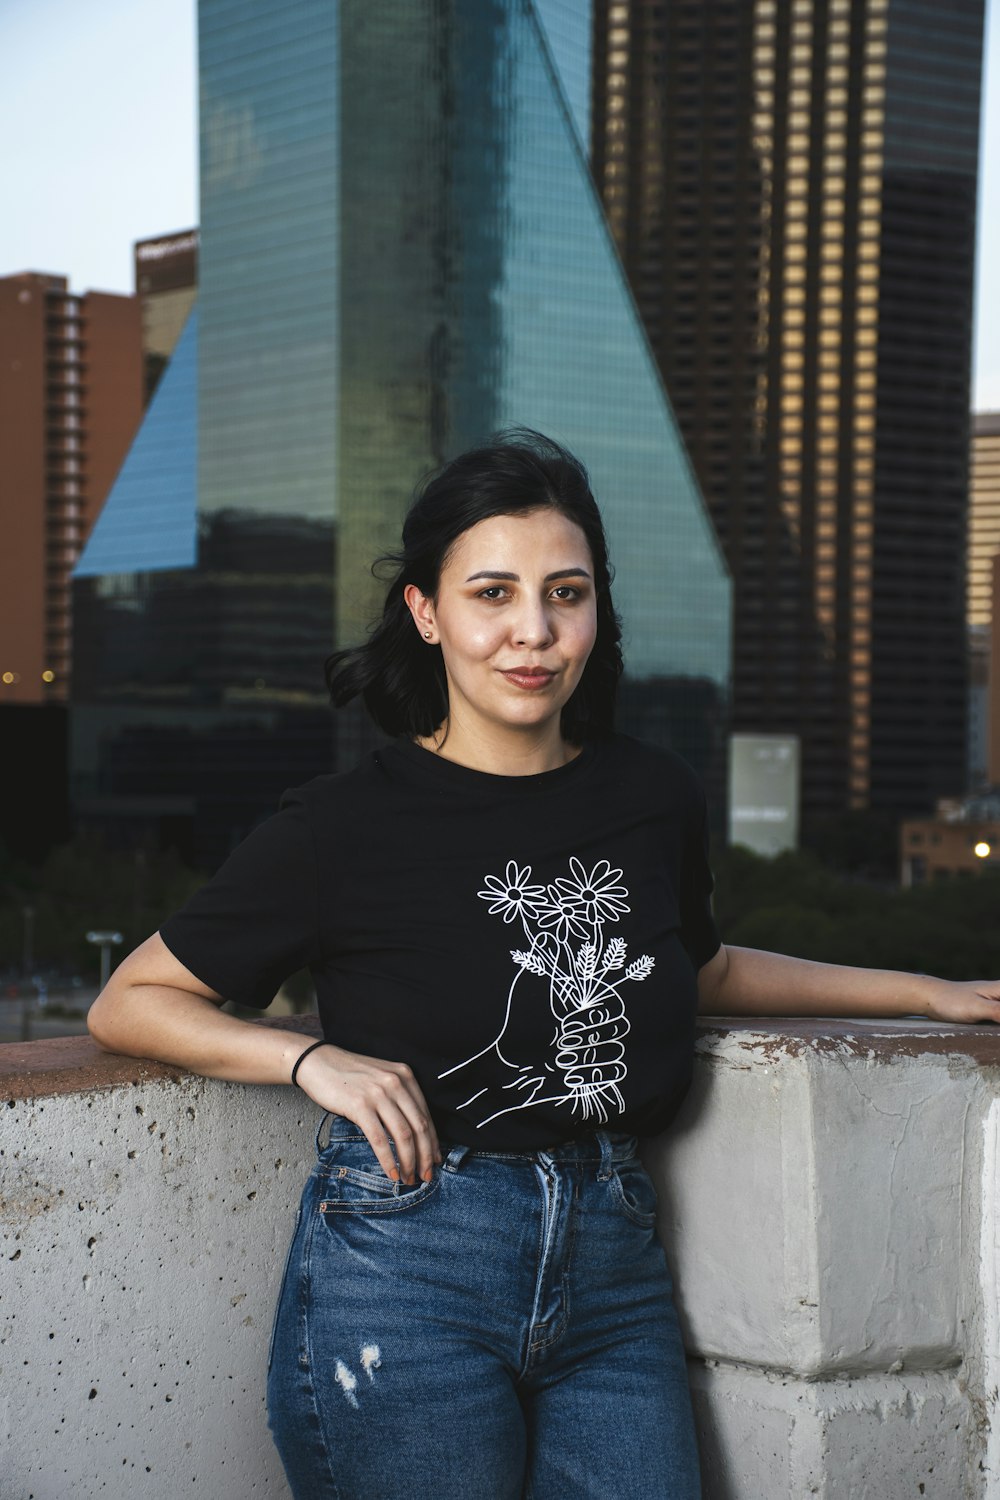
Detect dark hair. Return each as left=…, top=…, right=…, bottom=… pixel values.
left=324, top=428, right=624, bottom=740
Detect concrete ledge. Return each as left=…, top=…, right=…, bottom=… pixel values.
left=3, top=1017, right=1000, bottom=1498
left=0, top=1015, right=320, bottom=1101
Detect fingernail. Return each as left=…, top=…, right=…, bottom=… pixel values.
left=388, top=1168, right=400, bottom=1181
left=422, top=1168, right=433, bottom=1182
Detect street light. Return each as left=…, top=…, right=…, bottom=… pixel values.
left=86, top=930, right=123, bottom=990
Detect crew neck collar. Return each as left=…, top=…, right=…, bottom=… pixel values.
left=384, top=736, right=602, bottom=794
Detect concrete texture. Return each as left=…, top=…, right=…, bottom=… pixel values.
left=643, top=1018, right=1000, bottom=1499
left=691, top=1363, right=971, bottom=1499
left=2, top=1033, right=318, bottom=1500
left=3, top=1017, right=1000, bottom=1498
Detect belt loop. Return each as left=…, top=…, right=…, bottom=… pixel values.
left=442, top=1143, right=471, bottom=1173
left=596, top=1130, right=614, bottom=1181
left=314, top=1110, right=332, bottom=1157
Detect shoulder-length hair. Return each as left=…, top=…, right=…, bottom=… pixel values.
left=324, top=428, right=623, bottom=740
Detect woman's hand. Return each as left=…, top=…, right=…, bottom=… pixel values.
left=920, top=979, right=1000, bottom=1026
left=88, top=937, right=442, bottom=1186
left=294, top=1042, right=442, bottom=1186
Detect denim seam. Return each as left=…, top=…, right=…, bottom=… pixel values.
left=608, top=1165, right=658, bottom=1228
left=298, top=1192, right=346, bottom=1500
left=523, top=1160, right=570, bottom=1368
left=317, top=1176, right=442, bottom=1215
left=528, top=1166, right=581, bottom=1356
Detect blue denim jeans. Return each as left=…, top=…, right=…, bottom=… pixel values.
left=267, top=1115, right=701, bottom=1499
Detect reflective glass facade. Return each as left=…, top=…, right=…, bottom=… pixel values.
left=74, top=310, right=198, bottom=578
left=593, top=0, right=984, bottom=826
left=73, top=0, right=729, bottom=870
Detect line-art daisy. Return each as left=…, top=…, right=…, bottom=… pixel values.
left=536, top=886, right=591, bottom=942
left=477, top=861, right=547, bottom=924
left=552, top=857, right=630, bottom=925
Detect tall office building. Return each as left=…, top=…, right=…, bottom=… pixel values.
left=969, top=411, right=1000, bottom=785
left=134, top=229, right=199, bottom=404
left=0, top=272, right=143, bottom=705
left=72, top=0, right=730, bottom=871
left=592, top=0, right=984, bottom=828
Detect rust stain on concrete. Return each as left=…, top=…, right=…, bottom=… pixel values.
left=696, top=1017, right=1000, bottom=1066
left=0, top=1018, right=320, bottom=1103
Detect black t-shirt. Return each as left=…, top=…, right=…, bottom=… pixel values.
left=158, top=734, right=722, bottom=1150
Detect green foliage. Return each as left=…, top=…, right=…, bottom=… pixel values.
left=0, top=835, right=204, bottom=979
left=712, top=844, right=1000, bottom=980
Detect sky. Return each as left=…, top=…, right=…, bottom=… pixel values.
left=1, top=0, right=998, bottom=409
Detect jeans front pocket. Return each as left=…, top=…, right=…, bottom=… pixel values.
left=608, top=1157, right=659, bottom=1228
left=317, top=1139, right=440, bottom=1216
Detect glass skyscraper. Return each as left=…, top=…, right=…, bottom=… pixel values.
left=73, top=0, right=730, bottom=870
left=592, top=0, right=984, bottom=829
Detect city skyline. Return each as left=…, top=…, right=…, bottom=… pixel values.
left=1, top=0, right=998, bottom=409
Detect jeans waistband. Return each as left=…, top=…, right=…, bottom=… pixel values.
left=316, top=1112, right=638, bottom=1181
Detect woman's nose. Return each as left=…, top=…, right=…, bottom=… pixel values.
left=512, top=599, right=554, bottom=648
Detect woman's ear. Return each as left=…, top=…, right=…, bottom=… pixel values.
left=403, top=583, right=437, bottom=643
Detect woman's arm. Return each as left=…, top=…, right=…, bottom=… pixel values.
left=88, top=934, right=441, bottom=1184
left=696, top=942, right=1000, bottom=1025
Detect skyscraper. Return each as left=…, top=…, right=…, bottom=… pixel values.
left=135, top=229, right=199, bottom=404
left=969, top=411, right=1000, bottom=785
left=73, top=0, right=730, bottom=871
left=592, top=0, right=984, bottom=829
left=1, top=272, right=143, bottom=705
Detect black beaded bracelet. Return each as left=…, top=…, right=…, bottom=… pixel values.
left=290, top=1038, right=328, bottom=1087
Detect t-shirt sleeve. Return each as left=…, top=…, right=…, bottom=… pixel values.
left=678, top=778, right=722, bottom=971
left=158, top=788, right=322, bottom=1008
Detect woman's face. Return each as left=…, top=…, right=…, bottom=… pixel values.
left=405, top=508, right=598, bottom=744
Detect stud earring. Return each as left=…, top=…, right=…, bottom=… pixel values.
left=424, top=631, right=433, bottom=639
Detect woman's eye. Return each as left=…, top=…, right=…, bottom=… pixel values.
left=551, top=586, right=580, bottom=601
left=478, top=586, right=508, bottom=601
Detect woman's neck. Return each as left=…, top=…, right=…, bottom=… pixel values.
left=413, top=717, right=581, bottom=777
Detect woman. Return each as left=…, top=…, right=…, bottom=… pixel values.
left=88, top=430, right=1000, bottom=1499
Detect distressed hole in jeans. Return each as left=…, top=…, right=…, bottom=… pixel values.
left=334, top=1359, right=359, bottom=1408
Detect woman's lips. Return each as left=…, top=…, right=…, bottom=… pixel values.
left=499, top=668, right=556, bottom=691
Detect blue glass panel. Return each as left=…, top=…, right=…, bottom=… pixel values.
left=456, top=0, right=730, bottom=686
left=199, top=0, right=339, bottom=520
left=533, top=0, right=592, bottom=150
left=72, top=310, right=198, bottom=578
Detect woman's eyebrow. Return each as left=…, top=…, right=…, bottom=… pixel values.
left=464, top=568, right=593, bottom=583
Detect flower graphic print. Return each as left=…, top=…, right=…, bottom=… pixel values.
left=439, top=857, right=654, bottom=1128
left=477, top=862, right=547, bottom=925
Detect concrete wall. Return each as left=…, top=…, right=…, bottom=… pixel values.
left=2, top=1018, right=999, bottom=1499
left=646, top=1018, right=1000, bottom=1499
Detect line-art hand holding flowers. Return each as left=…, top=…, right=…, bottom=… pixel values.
left=438, top=857, right=654, bottom=1127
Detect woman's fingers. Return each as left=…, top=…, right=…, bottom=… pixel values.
left=366, top=1064, right=441, bottom=1182
left=372, top=1094, right=431, bottom=1184
left=294, top=1045, right=441, bottom=1183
